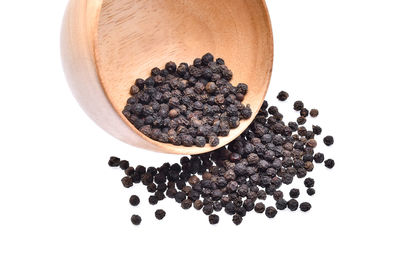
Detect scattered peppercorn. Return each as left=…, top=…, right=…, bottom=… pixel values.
left=265, top=206, right=278, bottom=218
left=110, top=89, right=335, bottom=225
left=324, top=159, right=335, bottom=169
left=289, top=188, right=300, bottom=198
left=307, top=188, right=315, bottom=196
left=310, top=109, right=319, bottom=117
left=297, top=116, right=307, bottom=125
left=277, top=91, right=289, bottom=101
left=129, top=195, right=140, bottom=206
left=323, top=136, right=334, bottom=146
left=209, top=214, right=220, bottom=225
left=232, top=214, right=243, bottom=225
left=155, top=209, right=166, bottom=220
left=300, top=202, right=312, bottom=212
left=131, top=215, right=142, bottom=225
left=287, top=199, right=299, bottom=211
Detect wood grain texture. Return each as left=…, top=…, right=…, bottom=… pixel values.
left=61, top=0, right=274, bottom=154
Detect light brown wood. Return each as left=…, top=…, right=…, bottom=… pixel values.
left=61, top=0, right=274, bottom=154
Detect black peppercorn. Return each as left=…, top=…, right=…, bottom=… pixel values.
left=155, top=209, right=166, bottom=220
left=265, top=206, right=278, bottom=218
left=307, top=188, right=315, bottom=196
left=209, top=214, right=219, bottom=225
left=310, top=109, right=319, bottom=117
left=203, top=204, right=214, bottom=215
left=293, top=101, right=304, bottom=111
left=314, top=152, right=325, bottom=163
left=108, top=156, right=120, bottom=167
left=287, top=199, right=299, bottom=211
left=297, top=116, right=306, bottom=125
left=300, top=108, right=309, bottom=117
left=254, top=202, right=265, bottom=213
left=131, top=215, right=142, bottom=225
left=232, top=214, right=243, bottom=225
left=324, top=159, right=335, bottom=169
left=312, top=125, right=322, bottom=135
left=289, top=188, right=300, bottom=198
left=276, top=199, right=287, bottom=210
left=323, top=136, right=334, bottom=146
left=121, top=176, right=133, bottom=188
left=119, top=160, right=129, bottom=170
left=300, top=202, right=312, bottom=212
left=304, top=178, right=315, bottom=188
left=277, top=91, right=289, bottom=101
left=148, top=195, right=158, bottom=205
left=129, top=195, right=140, bottom=206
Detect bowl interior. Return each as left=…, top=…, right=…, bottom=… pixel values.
left=94, top=0, right=273, bottom=154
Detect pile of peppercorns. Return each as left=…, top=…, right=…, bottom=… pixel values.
left=109, top=91, right=335, bottom=225
left=122, top=53, right=252, bottom=147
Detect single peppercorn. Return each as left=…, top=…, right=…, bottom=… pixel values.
left=293, top=101, right=304, bottom=111
left=314, top=152, right=325, bottom=163
left=265, top=206, right=278, bottom=218
left=108, top=156, right=120, bottom=167
left=194, top=200, right=204, bottom=210
left=209, top=214, right=220, bottom=225
left=324, top=159, right=335, bottom=169
left=131, top=215, right=142, bottom=225
left=148, top=195, right=158, bottom=205
left=155, top=209, right=166, bottom=220
left=300, top=202, right=312, bottom=212
left=287, top=199, right=299, bottom=211
left=307, top=188, right=315, bottom=196
left=119, top=160, right=129, bottom=170
left=254, top=202, right=266, bottom=213
left=323, top=135, right=334, bottom=146
left=181, top=199, right=192, bottom=209
left=121, top=176, right=133, bottom=188
left=232, top=214, right=243, bottom=225
left=297, top=116, right=307, bottom=125
left=300, top=108, right=309, bottom=117
left=289, top=188, right=300, bottom=198
left=310, top=109, right=319, bottom=117
left=129, top=195, right=140, bottom=206
left=304, top=178, right=315, bottom=188
left=276, top=199, right=287, bottom=210
left=277, top=91, right=289, bottom=101
left=312, top=125, right=322, bottom=135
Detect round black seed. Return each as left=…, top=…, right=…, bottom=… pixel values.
left=310, top=109, right=319, bottom=117
left=119, top=160, right=129, bottom=170
left=148, top=195, right=158, bottom=205
left=323, top=136, right=334, bottom=146
left=129, top=195, right=140, bottom=206
left=276, top=199, right=287, bottom=210
left=297, top=116, right=306, bottom=125
left=287, top=199, right=299, bottom=211
left=254, top=202, right=266, bottom=213
left=108, top=156, right=120, bottom=167
left=203, top=204, right=213, bottom=215
left=155, top=209, right=166, bottom=220
left=324, top=159, right=335, bottom=169
left=307, top=188, right=315, bottom=196
left=265, top=206, right=278, bottom=218
left=289, top=188, right=300, bottom=198
left=312, top=125, right=322, bottom=135
left=300, top=202, right=312, bottom=212
left=304, top=178, right=315, bottom=188
left=209, top=214, right=219, bottom=225
left=277, top=91, right=289, bottom=101
left=181, top=199, right=192, bottom=209
left=232, top=214, right=243, bottom=225
left=293, top=101, right=304, bottom=111
left=131, top=215, right=142, bottom=225
left=121, top=176, right=133, bottom=188
left=300, top=108, right=309, bottom=117
left=174, top=192, right=186, bottom=203
left=314, top=152, right=325, bottom=163
left=194, top=200, right=204, bottom=210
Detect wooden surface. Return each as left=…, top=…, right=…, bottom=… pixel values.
left=61, top=0, right=274, bottom=154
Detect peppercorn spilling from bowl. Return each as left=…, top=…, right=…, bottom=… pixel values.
left=111, top=90, right=335, bottom=225
left=122, top=53, right=253, bottom=147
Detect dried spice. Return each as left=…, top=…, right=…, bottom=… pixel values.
left=123, top=53, right=252, bottom=147
left=277, top=91, right=289, bottom=101
left=131, top=215, right=142, bottom=225
left=129, top=195, right=140, bottom=206
left=323, top=136, right=334, bottom=146
left=110, top=90, right=335, bottom=225
left=155, top=209, right=166, bottom=220
left=310, top=109, right=319, bottom=117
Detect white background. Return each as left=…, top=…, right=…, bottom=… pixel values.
left=1, top=0, right=399, bottom=257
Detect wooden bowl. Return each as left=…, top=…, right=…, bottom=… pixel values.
left=61, top=0, right=274, bottom=154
